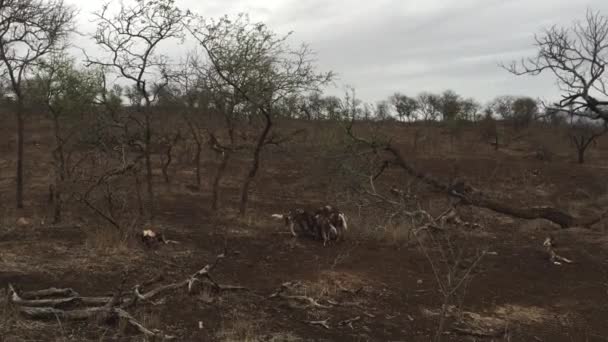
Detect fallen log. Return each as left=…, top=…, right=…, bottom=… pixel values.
left=20, top=287, right=79, bottom=299
left=18, top=306, right=108, bottom=320
left=347, top=121, right=607, bottom=229
left=384, top=143, right=606, bottom=229
left=9, top=284, right=116, bottom=308
left=8, top=252, right=232, bottom=340
left=17, top=306, right=175, bottom=340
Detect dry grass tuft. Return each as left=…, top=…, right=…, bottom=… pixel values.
left=217, top=309, right=262, bottom=342
left=84, top=227, right=132, bottom=254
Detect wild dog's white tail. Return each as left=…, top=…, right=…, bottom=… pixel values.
left=339, top=213, right=348, bottom=230
left=271, top=214, right=285, bottom=220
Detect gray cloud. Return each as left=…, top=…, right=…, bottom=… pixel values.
left=66, top=0, right=608, bottom=104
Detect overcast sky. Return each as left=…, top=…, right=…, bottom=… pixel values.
left=66, top=0, right=608, bottom=105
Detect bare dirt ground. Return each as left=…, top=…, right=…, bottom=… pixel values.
left=2, top=118, right=608, bottom=341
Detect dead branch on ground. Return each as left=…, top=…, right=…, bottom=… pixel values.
left=338, top=316, right=361, bottom=329
left=7, top=252, right=241, bottom=339
left=306, top=318, right=331, bottom=329
left=346, top=120, right=607, bottom=229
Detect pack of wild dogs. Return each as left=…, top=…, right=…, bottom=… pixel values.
left=272, top=205, right=348, bottom=246
left=138, top=204, right=348, bottom=248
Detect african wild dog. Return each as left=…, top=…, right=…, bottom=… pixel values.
left=271, top=208, right=317, bottom=238
left=272, top=205, right=348, bottom=245
left=314, top=205, right=348, bottom=243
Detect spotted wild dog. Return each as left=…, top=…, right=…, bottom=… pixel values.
left=271, top=208, right=317, bottom=238
left=314, top=205, right=348, bottom=242
left=313, top=212, right=337, bottom=246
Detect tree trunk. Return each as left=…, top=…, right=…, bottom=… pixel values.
left=238, top=113, right=272, bottom=216
left=577, top=148, right=585, bottom=164
left=144, top=111, right=154, bottom=222
left=134, top=171, right=144, bottom=217
left=211, top=152, right=230, bottom=211
left=194, top=139, right=202, bottom=189
left=162, top=145, right=173, bottom=184
left=51, top=112, right=66, bottom=224
left=16, top=98, right=24, bottom=209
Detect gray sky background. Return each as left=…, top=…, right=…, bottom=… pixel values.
left=66, top=0, right=608, bottom=105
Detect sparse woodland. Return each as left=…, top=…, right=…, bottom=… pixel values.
left=2, top=1, right=608, bottom=341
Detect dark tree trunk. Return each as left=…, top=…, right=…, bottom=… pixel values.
left=577, top=148, right=585, bottom=164
left=182, top=113, right=202, bottom=190
left=144, top=111, right=154, bottom=222
left=134, top=171, right=144, bottom=217
left=211, top=152, right=230, bottom=211
left=162, top=144, right=173, bottom=184
left=239, top=113, right=272, bottom=216
left=16, top=98, right=24, bottom=209
left=194, top=139, right=202, bottom=189
left=51, top=113, right=66, bottom=224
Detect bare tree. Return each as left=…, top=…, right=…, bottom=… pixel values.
left=488, top=95, right=515, bottom=121
left=437, top=90, right=462, bottom=122
left=506, top=10, right=608, bottom=121
left=568, top=119, right=607, bottom=163
left=0, top=0, right=76, bottom=208
left=417, top=92, right=441, bottom=121
left=374, top=100, right=391, bottom=121
left=188, top=13, right=333, bottom=216
left=459, top=97, right=480, bottom=121
left=167, top=52, right=209, bottom=190
left=30, top=54, right=101, bottom=223
left=86, top=0, right=189, bottom=222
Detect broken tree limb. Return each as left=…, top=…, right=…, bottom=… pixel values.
left=338, top=316, right=361, bottom=329
left=346, top=122, right=606, bottom=229
left=9, top=284, right=117, bottom=308
left=17, top=306, right=108, bottom=320
left=134, top=282, right=186, bottom=302
left=389, top=144, right=608, bottom=228
left=383, top=143, right=606, bottom=228
left=217, top=284, right=249, bottom=292
left=306, top=318, right=331, bottom=329
left=114, top=308, right=176, bottom=340
left=20, top=287, right=79, bottom=299
left=9, top=251, right=233, bottom=340
left=17, top=306, right=175, bottom=340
